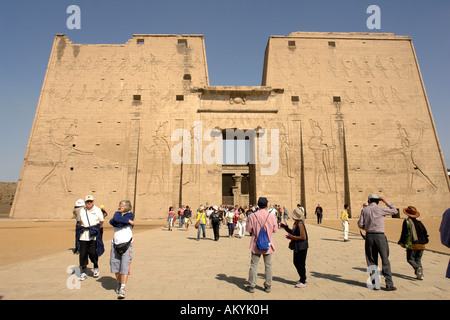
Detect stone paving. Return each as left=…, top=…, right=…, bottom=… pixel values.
left=0, top=221, right=449, bottom=301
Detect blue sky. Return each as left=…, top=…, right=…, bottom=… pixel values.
left=0, top=0, right=449, bottom=181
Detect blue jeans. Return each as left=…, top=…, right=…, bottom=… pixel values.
left=197, top=224, right=206, bottom=239
left=168, top=217, right=174, bottom=229
left=228, top=223, right=235, bottom=237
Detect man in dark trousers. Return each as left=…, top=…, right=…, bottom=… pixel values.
left=315, top=204, right=323, bottom=224
left=358, top=194, right=398, bottom=291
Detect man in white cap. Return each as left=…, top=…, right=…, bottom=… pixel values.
left=77, top=195, right=104, bottom=280
left=358, top=194, right=398, bottom=291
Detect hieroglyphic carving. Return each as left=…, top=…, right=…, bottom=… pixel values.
left=182, top=122, right=200, bottom=185
left=36, top=118, right=93, bottom=194
left=389, top=58, right=403, bottom=78
left=229, top=96, right=246, bottom=105
left=375, top=56, right=389, bottom=78
left=279, top=123, right=293, bottom=178
left=394, top=121, right=436, bottom=190
left=308, top=119, right=335, bottom=193
left=141, top=121, right=170, bottom=195
left=130, top=55, right=148, bottom=75
left=10, top=33, right=449, bottom=221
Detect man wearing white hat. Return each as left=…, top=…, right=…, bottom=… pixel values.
left=77, top=195, right=104, bottom=280
left=358, top=194, right=398, bottom=291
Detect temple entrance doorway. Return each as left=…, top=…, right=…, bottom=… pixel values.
left=221, top=131, right=256, bottom=207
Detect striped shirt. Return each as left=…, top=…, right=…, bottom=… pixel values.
left=358, top=202, right=397, bottom=233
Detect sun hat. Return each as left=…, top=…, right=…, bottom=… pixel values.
left=85, top=195, right=94, bottom=201
left=75, top=199, right=85, bottom=207
left=403, top=206, right=420, bottom=219
left=368, top=193, right=380, bottom=200
left=291, top=207, right=304, bottom=221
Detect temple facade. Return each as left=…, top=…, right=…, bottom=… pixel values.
left=10, top=32, right=449, bottom=219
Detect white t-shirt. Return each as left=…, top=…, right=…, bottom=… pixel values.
left=114, top=224, right=133, bottom=245
left=78, top=206, right=104, bottom=241
left=268, top=207, right=278, bottom=216
left=225, top=211, right=234, bottom=224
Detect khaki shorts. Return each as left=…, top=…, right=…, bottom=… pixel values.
left=110, top=242, right=133, bottom=275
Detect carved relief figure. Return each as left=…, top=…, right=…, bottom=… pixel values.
left=375, top=56, right=389, bottom=78
left=389, top=58, right=403, bottom=78
left=395, top=121, right=436, bottom=190
left=308, top=120, right=335, bottom=193
left=279, top=123, right=293, bottom=178
left=141, top=122, right=170, bottom=195
left=36, top=119, right=93, bottom=194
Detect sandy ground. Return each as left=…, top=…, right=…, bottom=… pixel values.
left=0, top=219, right=165, bottom=267
left=0, top=217, right=448, bottom=267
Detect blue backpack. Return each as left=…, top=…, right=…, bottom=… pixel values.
left=256, top=213, right=271, bottom=251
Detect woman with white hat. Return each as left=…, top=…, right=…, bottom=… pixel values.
left=280, top=206, right=309, bottom=288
